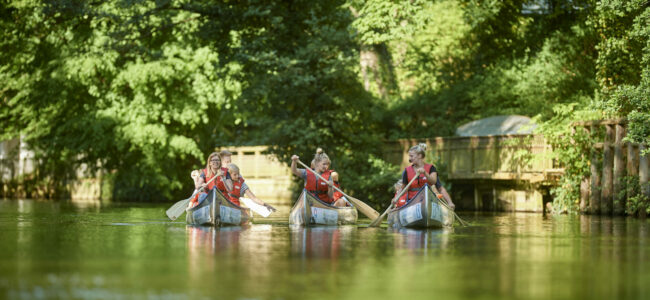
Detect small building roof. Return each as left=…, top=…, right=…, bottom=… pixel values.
left=456, top=115, right=536, bottom=136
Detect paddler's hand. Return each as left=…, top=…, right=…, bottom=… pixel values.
left=416, top=167, right=425, bottom=175
left=291, top=155, right=299, bottom=162
left=264, top=203, right=276, bottom=212
left=447, top=201, right=456, bottom=210
left=216, top=169, right=224, bottom=177
left=331, top=172, right=339, bottom=182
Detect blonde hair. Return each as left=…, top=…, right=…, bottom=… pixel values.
left=313, top=148, right=330, bottom=164
left=205, top=152, right=221, bottom=176
left=227, top=163, right=240, bottom=174
left=409, top=143, right=427, bottom=158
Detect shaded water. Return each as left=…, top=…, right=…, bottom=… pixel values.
left=1, top=199, right=649, bottom=299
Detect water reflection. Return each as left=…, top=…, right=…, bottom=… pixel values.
left=290, top=225, right=356, bottom=259
left=186, top=225, right=248, bottom=255
left=2, top=201, right=650, bottom=300
left=389, top=227, right=452, bottom=253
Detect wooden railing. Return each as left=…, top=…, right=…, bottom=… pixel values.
left=219, top=146, right=293, bottom=202
left=573, top=119, right=649, bottom=216
left=383, top=135, right=561, bottom=184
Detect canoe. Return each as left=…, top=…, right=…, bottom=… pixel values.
left=186, top=187, right=252, bottom=226
left=289, top=189, right=358, bottom=226
left=387, top=184, right=454, bottom=228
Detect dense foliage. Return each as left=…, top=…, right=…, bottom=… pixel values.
left=1, top=0, right=648, bottom=208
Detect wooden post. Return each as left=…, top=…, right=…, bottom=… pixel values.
left=627, top=143, right=639, bottom=213
left=640, top=144, right=649, bottom=218
left=580, top=126, right=590, bottom=213
left=474, top=185, right=481, bottom=211
left=601, top=124, right=614, bottom=215
left=580, top=178, right=589, bottom=213
left=590, top=125, right=601, bottom=214
left=613, top=124, right=626, bottom=215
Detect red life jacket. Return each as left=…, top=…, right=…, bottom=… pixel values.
left=216, top=174, right=245, bottom=206
left=189, top=169, right=219, bottom=206
left=405, top=164, right=434, bottom=201
left=202, top=168, right=218, bottom=191
left=394, top=191, right=408, bottom=208
left=305, top=169, right=340, bottom=204
left=226, top=177, right=245, bottom=206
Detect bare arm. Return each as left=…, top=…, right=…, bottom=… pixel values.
left=290, top=155, right=304, bottom=177
left=427, top=172, right=438, bottom=187
left=215, top=169, right=233, bottom=192
left=327, top=177, right=334, bottom=199
left=243, top=187, right=277, bottom=211
left=441, top=186, right=455, bottom=209
left=417, top=167, right=438, bottom=187
left=327, top=171, right=339, bottom=199
left=194, top=178, right=204, bottom=190
left=193, top=171, right=205, bottom=190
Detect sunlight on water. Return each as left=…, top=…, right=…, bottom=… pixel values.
left=1, top=199, right=649, bottom=299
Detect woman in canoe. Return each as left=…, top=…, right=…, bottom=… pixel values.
left=217, top=163, right=276, bottom=211
left=189, top=152, right=227, bottom=207
left=291, top=148, right=347, bottom=207
left=394, top=143, right=455, bottom=209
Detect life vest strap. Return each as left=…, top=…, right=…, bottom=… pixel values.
left=308, top=190, right=328, bottom=195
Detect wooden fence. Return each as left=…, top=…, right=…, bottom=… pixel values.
left=575, top=119, right=650, bottom=216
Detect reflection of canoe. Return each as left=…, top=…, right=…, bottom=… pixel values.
left=186, top=188, right=252, bottom=226
left=289, top=189, right=357, bottom=225
left=388, top=227, right=453, bottom=251
left=290, top=226, right=355, bottom=258
left=387, top=184, right=453, bottom=228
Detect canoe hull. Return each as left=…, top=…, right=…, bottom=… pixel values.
left=186, top=188, right=252, bottom=226
left=387, top=185, right=453, bottom=229
left=289, top=190, right=358, bottom=226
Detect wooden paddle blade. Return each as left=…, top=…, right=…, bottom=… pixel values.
left=347, top=196, right=379, bottom=220
left=368, top=215, right=384, bottom=227
left=166, top=199, right=190, bottom=221
left=368, top=208, right=389, bottom=227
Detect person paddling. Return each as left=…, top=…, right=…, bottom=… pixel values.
left=291, top=148, right=347, bottom=207
left=394, top=144, right=455, bottom=209
left=217, top=163, right=276, bottom=212
left=189, top=152, right=227, bottom=207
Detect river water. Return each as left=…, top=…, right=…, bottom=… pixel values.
left=1, top=199, right=649, bottom=299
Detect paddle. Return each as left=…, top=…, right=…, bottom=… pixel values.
left=240, top=197, right=274, bottom=218
left=297, top=160, right=380, bottom=220
left=165, top=172, right=220, bottom=221
left=369, top=175, right=419, bottom=227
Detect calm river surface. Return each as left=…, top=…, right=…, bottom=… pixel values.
left=1, top=199, right=649, bottom=300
